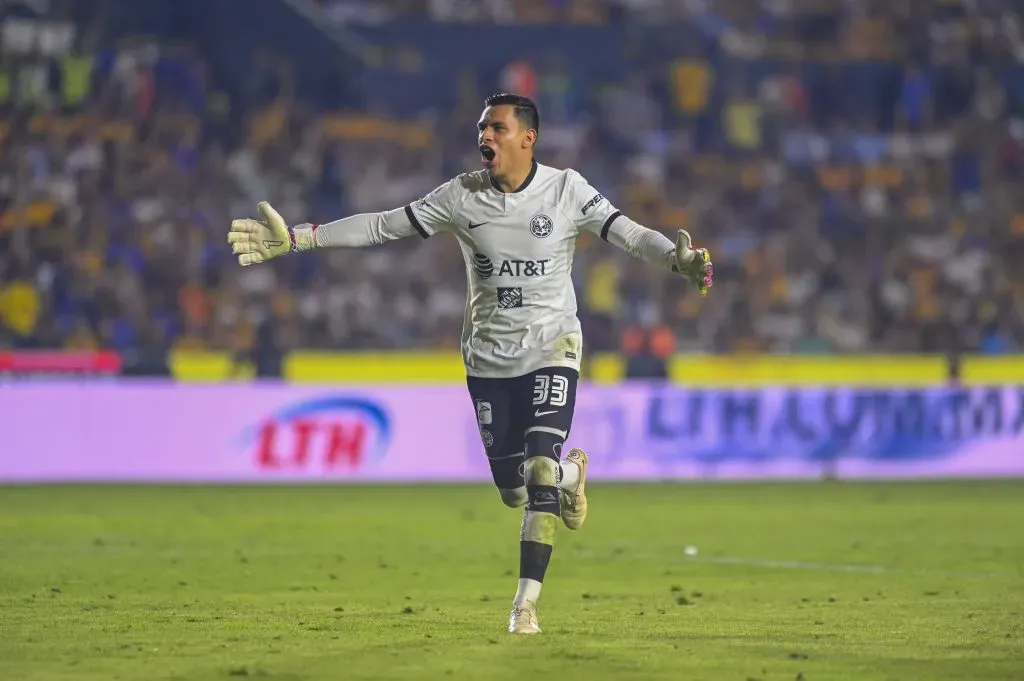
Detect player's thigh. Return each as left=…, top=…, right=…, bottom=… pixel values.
left=519, top=366, right=579, bottom=461
left=466, top=375, right=528, bottom=489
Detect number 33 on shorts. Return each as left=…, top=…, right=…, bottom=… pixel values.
left=532, top=374, right=569, bottom=416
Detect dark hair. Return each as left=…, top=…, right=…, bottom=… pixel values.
left=484, top=93, right=540, bottom=134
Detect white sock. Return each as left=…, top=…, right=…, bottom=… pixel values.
left=558, top=460, right=580, bottom=492
left=513, top=578, right=543, bottom=608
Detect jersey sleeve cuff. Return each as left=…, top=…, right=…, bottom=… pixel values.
left=404, top=204, right=431, bottom=239
left=599, top=211, right=623, bottom=242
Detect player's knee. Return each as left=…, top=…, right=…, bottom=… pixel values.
left=523, top=456, right=559, bottom=487
left=497, top=486, right=528, bottom=508
left=524, top=431, right=563, bottom=504
left=524, top=457, right=560, bottom=516
left=488, top=452, right=526, bottom=492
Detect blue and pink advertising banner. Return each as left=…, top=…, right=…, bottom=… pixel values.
left=1, top=383, right=1021, bottom=482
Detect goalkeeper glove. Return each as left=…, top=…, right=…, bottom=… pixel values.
left=227, top=202, right=316, bottom=266
left=671, top=229, right=714, bottom=296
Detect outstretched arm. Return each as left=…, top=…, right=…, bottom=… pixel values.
left=227, top=181, right=458, bottom=266
left=296, top=205, right=434, bottom=249
left=568, top=171, right=714, bottom=295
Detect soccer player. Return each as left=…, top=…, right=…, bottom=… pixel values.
left=227, top=93, right=714, bottom=634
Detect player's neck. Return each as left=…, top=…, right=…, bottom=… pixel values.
left=489, top=158, right=538, bottom=194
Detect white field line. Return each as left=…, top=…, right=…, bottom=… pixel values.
left=691, top=556, right=891, bottom=574
left=679, top=555, right=1018, bottom=580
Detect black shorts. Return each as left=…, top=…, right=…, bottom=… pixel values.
left=467, top=366, right=579, bottom=489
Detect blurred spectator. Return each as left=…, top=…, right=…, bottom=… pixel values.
left=621, top=322, right=674, bottom=380
left=0, top=0, right=1022, bottom=361
left=0, top=261, right=40, bottom=347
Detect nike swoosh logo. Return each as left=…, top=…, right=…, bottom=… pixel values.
left=468, top=221, right=488, bottom=229
left=535, top=410, right=558, bottom=417
left=263, top=240, right=284, bottom=248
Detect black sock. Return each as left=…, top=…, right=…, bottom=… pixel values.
left=519, top=540, right=553, bottom=582
left=518, top=484, right=559, bottom=583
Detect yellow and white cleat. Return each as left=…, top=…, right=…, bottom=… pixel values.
left=559, top=448, right=588, bottom=530
left=508, top=604, right=542, bottom=635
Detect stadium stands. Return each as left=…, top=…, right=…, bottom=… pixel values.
left=1, top=0, right=1021, bottom=367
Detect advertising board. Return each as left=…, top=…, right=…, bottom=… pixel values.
left=2, top=384, right=1021, bottom=482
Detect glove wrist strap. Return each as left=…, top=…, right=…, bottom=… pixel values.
left=290, top=223, right=318, bottom=252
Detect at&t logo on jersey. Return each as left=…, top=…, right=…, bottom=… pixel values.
left=473, top=253, right=495, bottom=279
left=473, top=253, right=550, bottom=279
left=243, top=397, right=391, bottom=471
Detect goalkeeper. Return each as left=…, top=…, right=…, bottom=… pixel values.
left=227, top=93, right=714, bottom=634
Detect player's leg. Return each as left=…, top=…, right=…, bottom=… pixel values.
left=508, top=367, right=582, bottom=634
left=524, top=368, right=587, bottom=528
left=467, top=376, right=527, bottom=508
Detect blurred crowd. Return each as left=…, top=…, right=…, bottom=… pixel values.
left=1, top=0, right=1023, bottom=371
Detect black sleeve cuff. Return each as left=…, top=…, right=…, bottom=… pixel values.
left=600, top=211, right=623, bottom=242
left=405, top=204, right=430, bottom=239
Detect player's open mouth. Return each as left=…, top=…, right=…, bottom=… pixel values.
left=480, top=144, right=495, bottom=167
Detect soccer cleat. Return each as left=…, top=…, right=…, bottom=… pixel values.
left=559, top=448, right=588, bottom=530
left=508, top=604, right=542, bottom=634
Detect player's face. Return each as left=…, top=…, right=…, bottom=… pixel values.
left=477, top=105, right=533, bottom=175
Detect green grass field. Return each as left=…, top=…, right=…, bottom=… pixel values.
left=1, top=482, right=1022, bottom=681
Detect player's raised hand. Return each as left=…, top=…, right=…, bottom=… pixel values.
left=227, top=201, right=291, bottom=266
left=672, top=229, right=714, bottom=296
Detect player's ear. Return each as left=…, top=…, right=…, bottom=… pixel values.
left=522, top=128, right=537, bottom=149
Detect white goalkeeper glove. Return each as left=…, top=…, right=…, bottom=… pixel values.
left=671, top=229, right=714, bottom=296
left=227, top=201, right=316, bottom=266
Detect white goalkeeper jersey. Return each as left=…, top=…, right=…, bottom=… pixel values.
left=312, top=161, right=677, bottom=379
